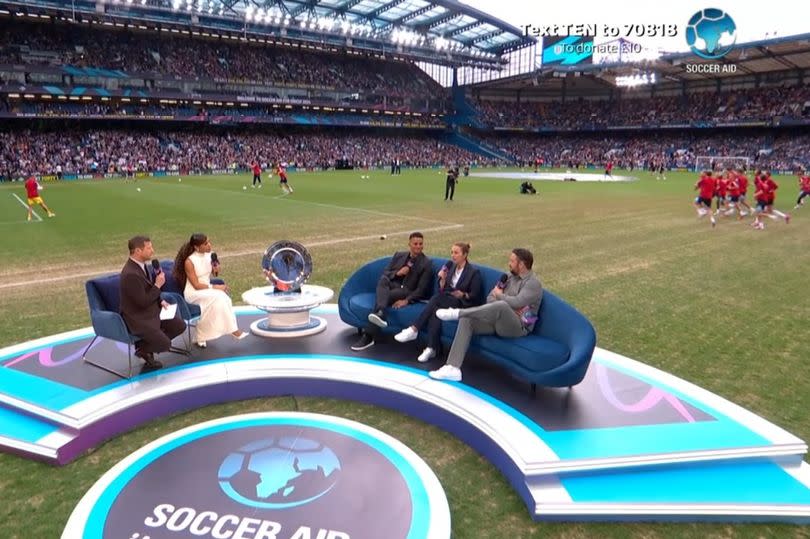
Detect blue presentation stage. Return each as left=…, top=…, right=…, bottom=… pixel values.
left=1, top=305, right=809, bottom=523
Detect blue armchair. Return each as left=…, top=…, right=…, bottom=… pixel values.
left=82, top=275, right=143, bottom=379
left=84, top=270, right=194, bottom=378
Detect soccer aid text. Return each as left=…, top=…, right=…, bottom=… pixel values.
left=144, top=504, right=350, bottom=539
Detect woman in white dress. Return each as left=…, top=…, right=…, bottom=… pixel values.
left=173, top=233, right=247, bottom=347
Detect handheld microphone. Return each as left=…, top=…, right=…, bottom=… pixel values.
left=406, top=258, right=414, bottom=268
left=151, top=259, right=162, bottom=275
left=210, top=252, right=219, bottom=268
left=497, top=273, right=508, bottom=290
left=439, top=261, right=452, bottom=286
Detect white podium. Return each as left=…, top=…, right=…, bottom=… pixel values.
left=241, top=284, right=334, bottom=338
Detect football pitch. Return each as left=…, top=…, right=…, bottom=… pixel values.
left=0, top=167, right=808, bottom=538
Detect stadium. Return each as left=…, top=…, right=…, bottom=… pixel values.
left=0, top=0, right=809, bottom=537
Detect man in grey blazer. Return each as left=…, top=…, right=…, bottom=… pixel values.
left=351, top=232, right=432, bottom=351
left=429, top=248, right=543, bottom=382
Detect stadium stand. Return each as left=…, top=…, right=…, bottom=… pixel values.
left=0, top=129, right=490, bottom=179
left=2, top=8, right=810, bottom=177
left=0, top=21, right=443, bottom=99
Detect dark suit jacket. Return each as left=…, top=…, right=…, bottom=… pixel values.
left=381, top=251, right=432, bottom=303
left=119, top=258, right=162, bottom=337
left=440, top=262, right=483, bottom=308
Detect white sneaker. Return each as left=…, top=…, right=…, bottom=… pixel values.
left=435, top=308, right=460, bottom=321
left=394, top=327, right=418, bottom=343
left=429, top=364, right=461, bottom=381
left=417, top=347, right=436, bottom=363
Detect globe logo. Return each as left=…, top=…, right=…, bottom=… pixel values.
left=685, top=8, right=737, bottom=59
left=218, top=437, right=341, bottom=509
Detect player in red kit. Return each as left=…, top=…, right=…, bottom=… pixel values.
left=724, top=174, right=743, bottom=219
left=276, top=163, right=293, bottom=194
left=735, top=169, right=752, bottom=216
left=713, top=171, right=730, bottom=215
left=752, top=171, right=790, bottom=229
left=693, top=171, right=717, bottom=227
left=604, top=160, right=613, bottom=179
left=24, top=176, right=55, bottom=221
left=795, top=170, right=810, bottom=209
left=251, top=161, right=262, bottom=188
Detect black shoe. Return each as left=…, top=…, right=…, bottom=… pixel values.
left=368, top=310, right=388, bottom=328
left=351, top=333, right=375, bottom=351
left=141, top=353, right=163, bottom=370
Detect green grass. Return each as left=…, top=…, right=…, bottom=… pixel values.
left=1, top=167, right=809, bottom=538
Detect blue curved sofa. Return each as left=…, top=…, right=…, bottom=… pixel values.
left=338, top=257, right=597, bottom=388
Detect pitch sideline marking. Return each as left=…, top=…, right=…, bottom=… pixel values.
left=11, top=193, right=42, bottom=221
left=0, top=223, right=464, bottom=290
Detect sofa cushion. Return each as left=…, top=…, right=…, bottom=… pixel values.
left=475, top=335, right=570, bottom=372
left=347, top=293, right=424, bottom=328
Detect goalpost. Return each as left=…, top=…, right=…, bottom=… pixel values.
left=694, top=155, right=751, bottom=173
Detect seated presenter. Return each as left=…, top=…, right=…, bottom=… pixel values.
left=173, top=233, right=247, bottom=348
left=429, top=248, right=543, bottom=382
left=350, top=232, right=432, bottom=351
left=394, top=242, right=483, bottom=363
left=119, top=235, right=186, bottom=370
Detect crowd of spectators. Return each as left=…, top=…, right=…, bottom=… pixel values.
left=0, top=129, right=486, bottom=178
left=474, top=86, right=810, bottom=129
left=0, top=21, right=441, bottom=99
left=480, top=130, right=810, bottom=171
left=4, top=126, right=810, bottom=181
left=1, top=101, right=447, bottom=126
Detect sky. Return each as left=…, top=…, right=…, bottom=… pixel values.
left=458, top=0, right=810, bottom=54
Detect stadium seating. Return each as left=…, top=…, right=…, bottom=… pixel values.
left=338, top=257, right=597, bottom=388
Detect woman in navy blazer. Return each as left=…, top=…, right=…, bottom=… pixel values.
left=394, top=242, right=483, bottom=363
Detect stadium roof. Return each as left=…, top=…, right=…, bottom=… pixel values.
left=470, top=33, right=810, bottom=95
left=0, top=0, right=534, bottom=67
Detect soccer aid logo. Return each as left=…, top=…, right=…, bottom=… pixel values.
left=685, top=8, right=737, bottom=59
left=218, top=437, right=341, bottom=509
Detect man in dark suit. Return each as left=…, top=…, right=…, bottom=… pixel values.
left=444, top=166, right=459, bottom=201
left=119, top=235, right=186, bottom=370
left=351, top=232, right=432, bottom=351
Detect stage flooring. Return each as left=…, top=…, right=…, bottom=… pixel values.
left=1, top=305, right=809, bottom=523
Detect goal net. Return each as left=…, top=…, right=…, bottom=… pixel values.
left=694, top=155, right=751, bottom=173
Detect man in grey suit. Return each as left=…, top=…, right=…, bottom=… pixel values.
left=351, top=232, right=432, bottom=351
left=429, top=248, right=543, bottom=382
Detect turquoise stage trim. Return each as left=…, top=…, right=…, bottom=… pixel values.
left=561, top=460, right=810, bottom=505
